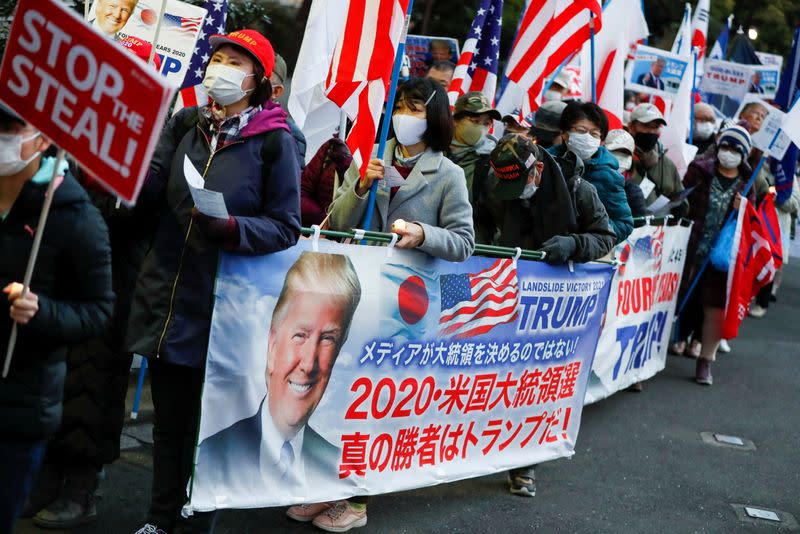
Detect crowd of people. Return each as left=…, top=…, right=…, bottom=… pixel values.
left=1, top=25, right=798, bottom=534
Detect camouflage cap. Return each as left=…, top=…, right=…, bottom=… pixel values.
left=454, top=91, right=502, bottom=121
left=490, top=134, right=541, bottom=200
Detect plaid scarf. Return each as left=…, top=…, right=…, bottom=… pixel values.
left=200, top=103, right=261, bottom=152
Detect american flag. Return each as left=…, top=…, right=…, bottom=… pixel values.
left=163, top=13, right=204, bottom=34
left=439, top=258, right=519, bottom=338
left=618, top=225, right=664, bottom=276
left=496, top=0, right=601, bottom=117
left=447, top=0, right=503, bottom=106
left=325, top=0, right=410, bottom=177
left=173, top=0, right=228, bottom=112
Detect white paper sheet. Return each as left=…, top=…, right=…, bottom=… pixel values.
left=639, top=177, right=656, bottom=198
left=647, top=195, right=670, bottom=214
left=184, top=155, right=229, bottom=219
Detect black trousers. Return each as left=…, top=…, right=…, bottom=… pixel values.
left=755, top=282, right=774, bottom=308
left=147, top=360, right=216, bottom=534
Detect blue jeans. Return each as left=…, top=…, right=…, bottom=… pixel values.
left=0, top=438, right=45, bottom=534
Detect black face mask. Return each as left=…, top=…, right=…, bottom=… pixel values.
left=634, top=132, right=659, bottom=152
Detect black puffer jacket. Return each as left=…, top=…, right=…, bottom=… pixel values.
left=497, top=150, right=617, bottom=261
left=44, top=181, right=150, bottom=466
left=0, top=162, right=113, bottom=439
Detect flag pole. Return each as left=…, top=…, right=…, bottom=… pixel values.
left=688, top=47, right=698, bottom=144
left=3, top=149, right=68, bottom=378
left=362, top=0, right=415, bottom=233
left=338, top=109, right=348, bottom=142
left=590, top=12, right=597, bottom=104
left=148, top=0, right=169, bottom=68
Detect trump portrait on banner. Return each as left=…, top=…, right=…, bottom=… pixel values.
left=192, top=252, right=362, bottom=503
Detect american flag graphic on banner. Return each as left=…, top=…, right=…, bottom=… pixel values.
left=439, top=259, right=519, bottom=338
left=447, top=0, right=503, bottom=106
left=173, top=0, right=228, bottom=112
left=163, top=13, right=204, bottom=34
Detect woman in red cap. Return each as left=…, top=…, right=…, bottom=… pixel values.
left=127, top=29, right=301, bottom=534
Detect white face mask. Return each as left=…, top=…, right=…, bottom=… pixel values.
left=519, top=181, right=538, bottom=200
left=567, top=132, right=601, bottom=161
left=392, top=114, right=427, bottom=147
left=694, top=121, right=715, bottom=140
left=544, top=89, right=562, bottom=102
left=718, top=150, right=743, bottom=169
left=612, top=151, right=633, bottom=172
left=0, top=132, right=41, bottom=177
left=202, top=64, right=255, bottom=106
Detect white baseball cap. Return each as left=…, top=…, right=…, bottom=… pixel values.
left=629, top=103, right=667, bottom=126
left=605, top=129, right=635, bottom=155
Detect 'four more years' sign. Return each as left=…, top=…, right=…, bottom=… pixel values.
left=585, top=223, right=690, bottom=404
left=89, top=0, right=208, bottom=88
left=184, top=239, right=614, bottom=514
left=0, top=0, right=174, bottom=204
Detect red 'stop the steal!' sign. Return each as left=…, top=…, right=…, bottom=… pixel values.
left=0, top=0, right=174, bottom=204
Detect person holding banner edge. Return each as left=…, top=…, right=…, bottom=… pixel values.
left=485, top=133, right=617, bottom=495
left=320, top=76, right=474, bottom=531
left=328, top=77, right=475, bottom=263
left=126, top=29, right=301, bottom=534
left=0, top=104, right=113, bottom=533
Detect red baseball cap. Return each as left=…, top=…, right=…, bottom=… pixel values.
left=118, top=36, right=162, bottom=71
left=209, top=29, right=275, bottom=78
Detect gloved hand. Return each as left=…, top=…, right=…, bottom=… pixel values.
left=540, top=235, right=576, bottom=265
left=326, top=137, right=353, bottom=173
left=192, top=208, right=239, bottom=247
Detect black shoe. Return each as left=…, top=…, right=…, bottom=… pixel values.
left=508, top=467, right=537, bottom=497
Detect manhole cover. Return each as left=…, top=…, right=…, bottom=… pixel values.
left=746, top=507, right=781, bottom=522
left=731, top=504, right=799, bottom=530
left=700, top=432, right=756, bottom=450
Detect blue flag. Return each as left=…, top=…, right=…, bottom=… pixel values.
left=770, top=26, right=800, bottom=205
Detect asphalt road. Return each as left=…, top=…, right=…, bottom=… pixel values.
left=15, top=263, right=800, bottom=534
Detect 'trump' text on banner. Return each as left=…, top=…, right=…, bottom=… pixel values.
left=185, top=240, right=614, bottom=512
left=0, top=0, right=174, bottom=204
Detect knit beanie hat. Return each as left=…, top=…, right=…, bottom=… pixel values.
left=717, top=125, right=752, bottom=158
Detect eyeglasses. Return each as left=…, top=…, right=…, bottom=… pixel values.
left=571, top=127, right=602, bottom=140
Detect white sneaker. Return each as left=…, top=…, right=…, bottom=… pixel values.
left=718, top=339, right=731, bottom=353
left=748, top=304, right=767, bottom=318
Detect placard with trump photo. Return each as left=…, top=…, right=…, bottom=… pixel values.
left=626, top=45, right=689, bottom=100
left=89, top=0, right=207, bottom=87
left=185, top=239, right=614, bottom=513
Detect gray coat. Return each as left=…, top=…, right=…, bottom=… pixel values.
left=328, top=139, right=476, bottom=262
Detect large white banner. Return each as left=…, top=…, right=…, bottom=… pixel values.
left=585, top=223, right=690, bottom=404
left=90, top=0, right=207, bottom=87
left=185, top=239, right=614, bottom=513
